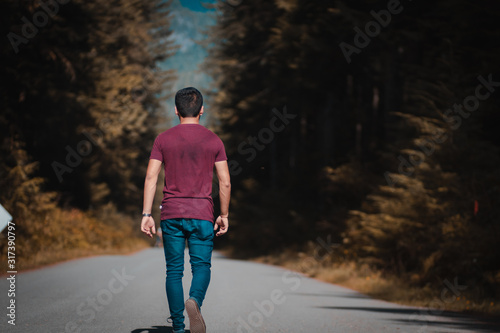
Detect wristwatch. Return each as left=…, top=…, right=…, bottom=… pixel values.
left=142, top=213, right=152, bottom=217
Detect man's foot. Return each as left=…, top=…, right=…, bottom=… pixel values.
left=167, top=317, right=185, bottom=333
left=185, top=298, right=206, bottom=333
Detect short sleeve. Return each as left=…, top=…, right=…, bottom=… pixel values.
left=150, top=135, right=164, bottom=162
left=215, top=138, right=227, bottom=162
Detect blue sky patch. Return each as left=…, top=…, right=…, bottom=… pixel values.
left=179, top=0, right=216, bottom=12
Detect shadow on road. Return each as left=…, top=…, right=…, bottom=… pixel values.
left=316, top=306, right=500, bottom=332
left=131, top=326, right=191, bottom=333
left=291, top=292, right=371, bottom=299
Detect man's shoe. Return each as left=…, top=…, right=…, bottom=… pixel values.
left=185, top=298, right=206, bottom=333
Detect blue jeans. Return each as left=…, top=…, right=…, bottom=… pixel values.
left=161, top=218, right=214, bottom=332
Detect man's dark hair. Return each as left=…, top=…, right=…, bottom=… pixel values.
left=175, top=87, right=203, bottom=117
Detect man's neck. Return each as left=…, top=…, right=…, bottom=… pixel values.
left=179, top=117, right=200, bottom=125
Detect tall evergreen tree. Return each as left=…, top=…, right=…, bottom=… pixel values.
left=206, top=0, right=500, bottom=295
left=0, top=0, right=176, bottom=264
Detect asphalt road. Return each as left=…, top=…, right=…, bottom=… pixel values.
left=1, top=248, right=499, bottom=333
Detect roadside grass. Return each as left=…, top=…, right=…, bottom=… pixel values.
left=254, top=249, right=500, bottom=317
left=0, top=206, right=152, bottom=272
left=3, top=241, right=150, bottom=272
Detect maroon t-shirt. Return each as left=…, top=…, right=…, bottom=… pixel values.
left=150, top=124, right=227, bottom=222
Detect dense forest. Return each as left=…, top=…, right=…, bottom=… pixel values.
left=0, top=0, right=176, bottom=266
left=206, top=0, right=500, bottom=298
left=1, top=0, right=499, bottom=310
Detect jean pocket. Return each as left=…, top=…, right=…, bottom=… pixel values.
left=195, top=220, right=215, bottom=241
left=161, top=219, right=183, bottom=237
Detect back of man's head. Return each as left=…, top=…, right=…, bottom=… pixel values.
left=175, top=87, right=203, bottom=118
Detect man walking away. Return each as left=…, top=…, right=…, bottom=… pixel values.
left=140, top=87, right=231, bottom=333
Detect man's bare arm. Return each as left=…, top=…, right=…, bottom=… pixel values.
left=214, top=160, right=231, bottom=236
left=141, top=158, right=162, bottom=238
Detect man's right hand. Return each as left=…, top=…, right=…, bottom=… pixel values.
left=141, top=216, right=156, bottom=238
left=214, top=216, right=229, bottom=236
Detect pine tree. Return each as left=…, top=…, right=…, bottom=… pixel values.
left=0, top=0, right=177, bottom=266
left=206, top=0, right=500, bottom=296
